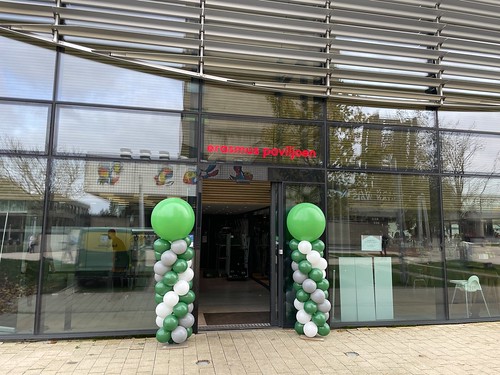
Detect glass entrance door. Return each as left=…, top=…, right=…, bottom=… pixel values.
left=270, top=182, right=325, bottom=327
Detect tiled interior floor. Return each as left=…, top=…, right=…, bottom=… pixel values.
left=197, top=275, right=270, bottom=326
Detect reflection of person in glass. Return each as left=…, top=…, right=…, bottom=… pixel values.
left=108, top=229, right=128, bottom=273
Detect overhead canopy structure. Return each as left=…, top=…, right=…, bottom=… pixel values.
left=2, top=0, right=500, bottom=109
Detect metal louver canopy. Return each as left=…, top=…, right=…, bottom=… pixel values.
left=1, top=0, right=500, bottom=109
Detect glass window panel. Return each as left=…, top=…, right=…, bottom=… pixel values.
left=0, top=101, right=49, bottom=153
left=0, top=35, right=56, bottom=100
left=439, top=111, right=500, bottom=133
left=442, top=176, right=500, bottom=319
left=327, top=172, right=445, bottom=322
left=58, top=52, right=198, bottom=110
left=441, top=132, right=500, bottom=175
left=40, top=158, right=196, bottom=334
left=55, top=105, right=197, bottom=160
left=0, top=156, right=46, bottom=334
left=203, top=83, right=323, bottom=120
left=327, top=104, right=436, bottom=127
left=329, top=126, right=437, bottom=171
left=203, top=117, right=323, bottom=166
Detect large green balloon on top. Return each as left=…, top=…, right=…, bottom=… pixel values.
left=287, top=203, right=326, bottom=241
left=151, top=198, right=195, bottom=241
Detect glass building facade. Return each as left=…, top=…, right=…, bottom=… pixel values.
left=1, top=1, right=500, bottom=339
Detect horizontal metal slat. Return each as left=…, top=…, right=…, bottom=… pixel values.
left=440, top=24, right=500, bottom=45
left=441, top=65, right=500, bottom=81
left=331, top=54, right=441, bottom=74
left=332, top=69, right=442, bottom=87
left=440, top=9, right=500, bottom=32
left=329, top=84, right=441, bottom=102
left=204, top=40, right=326, bottom=63
left=331, top=24, right=444, bottom=47
left=443, top=52, right=500, bottom=69
left=439, top=0, right=500, bottom=18
left=56, top=7, right=201, bottom=35
left=331, top=0, right=438, bottom=20
left=0, top=1, right=53, bottom=17
left=204, top=8, right=326, bottom=34
left=204, top=24, right=327, bottom=49
left=206, top=0, right=328, bottom=20
left=444, top=79, right=500, bottom=94
left=441, top=39, right=500, bottom=57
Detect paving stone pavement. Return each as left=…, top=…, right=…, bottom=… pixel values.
left=0, top=322, right=499, bottom=374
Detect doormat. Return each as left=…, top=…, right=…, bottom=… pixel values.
left=203, top=311, right=270, bottom=326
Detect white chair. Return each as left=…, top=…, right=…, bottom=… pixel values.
left=450, top=275, right=491, bottom=317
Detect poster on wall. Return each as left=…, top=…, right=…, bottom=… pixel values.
left=83, top=161, right=197, bottom=197
left=361, top=235, right=382, bottom=251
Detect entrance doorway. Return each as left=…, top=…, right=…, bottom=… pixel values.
left=198, top=180, right=272, bottom=328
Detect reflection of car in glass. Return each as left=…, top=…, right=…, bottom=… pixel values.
left=75, top=227, right=153, bottom=287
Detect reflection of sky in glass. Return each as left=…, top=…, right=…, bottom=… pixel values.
left=439, top=112, right=500, bottom=133
left=56, top=106, right=183, bottom=158
left=0, top=102, right=49, bottom=151
left=0, top=36, right=56, bottom=99
left=58, top=54, right=185, bottom=110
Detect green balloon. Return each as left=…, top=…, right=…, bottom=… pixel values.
left=178, top=247, right=194, bottom=261
left=324, top=290, right=329, bottom=299
left=156, top=328, right=171, bottom=343
left=186, top=327, right=193, bottom=338
left=184, top=236, right=192, bottom=247
left=316, top=278, right=330, bottom=291
left=286, top=203, right=326, bottom=241
left=292, top=282, right=302, bottom=292
left=154, top=293, right=164, bottom=304
left=295, top=289, right=310, bottom=302
left=318, top=323, right=331, bottom=336
left=291, top=250, right=306, bottom=263
left=163, top=271, right=179, bottom=286
left=163, top=315, right=179, bottom=331
left=294, top=321, right=304, bottom=335
left=155, top=281, right=170, bottom=296
left=173, top=302, right=188, bottom=318
left=312, top=311, right=327, bottom=326
left=154, top=238, right=171, bottom=253
left=151, top=198, right=195, bottom=241
left=172, top=259, right=188, bottom=274
left=188, top=280, right=193, bottom=289
left=179, top=290, right=196, bottom=304
left=311, top=239, right=325, bottom=252
left=289, top=239, right=300, bottom=251
left=304, top=300, right=318, bottom=314
left=309, top=268, right=323, bottom=283
left=154, top=251, right=163, bottom=261
left=298, top=260, right=312, bottom=274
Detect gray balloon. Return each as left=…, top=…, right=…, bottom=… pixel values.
left=293, top=270, right=307, bottom=284
left=171, top=326, right=188, bottom=343
left=318, top=299, right=331, bottom=313
left=291, top=261, right=299, bottom=271
left=302, top=278, right=317, bottom=293
left=310, top=289, right=326, bottom=304
left=179, top=313, right=195, bottom=328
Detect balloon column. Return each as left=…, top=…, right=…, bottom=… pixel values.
left=151, top=198, right=196, bottom=344
left=287, top=203, right=331, bottom=338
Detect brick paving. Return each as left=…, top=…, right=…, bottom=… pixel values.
left=0, top=322, right=499, bottom=374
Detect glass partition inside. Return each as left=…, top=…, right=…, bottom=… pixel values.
left=327, top=171, right=445, bottom=323
left=39, top=158, right=196, bottom=334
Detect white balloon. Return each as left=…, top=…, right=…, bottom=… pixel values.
left=293, top=298, right=304, bottom=311
left=178, top=268, right=194, bottom=282
left=306, top=251, right=321, bottom=265
left=324, top=312, right=330, bottom=321
left=174, top=280, right=190, bottom=296
left=163, top=291, right=179, bottom=307
left=171, top=326, right=188, bottom=344
left=296, top=309, right=312, bottom=324
left=317, top=257, right=328, bottom=271
left=298, top=240, right=312, bottom=255
left=303, top=321, right=318, bottom=338
left=154, top=273, right=163, bottom=282
left=292, top=270, right=307, bottom=284
left=188, top=303, right=194, bottom=313
left=171, top=240, right=188, bottom=255
left=153, top=261, right=169, bottom=276
left=318, top=300, right=332, bottom=313
left=310, top=289, right=326, bottom=304
left=187, top=260, right=193, bottom=268
left=291, top=261, right=299, bottom=271
left=322, top=270, right=327, bottom=279
left=178, top=313, right=195, bottom=328
left=155, top=302, right=173, bottom=319
left=302, top=278, right=317, bottom=293
left=161, top=250, right=177, bottom=266
left=155, top=316, right=164, bottom=328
